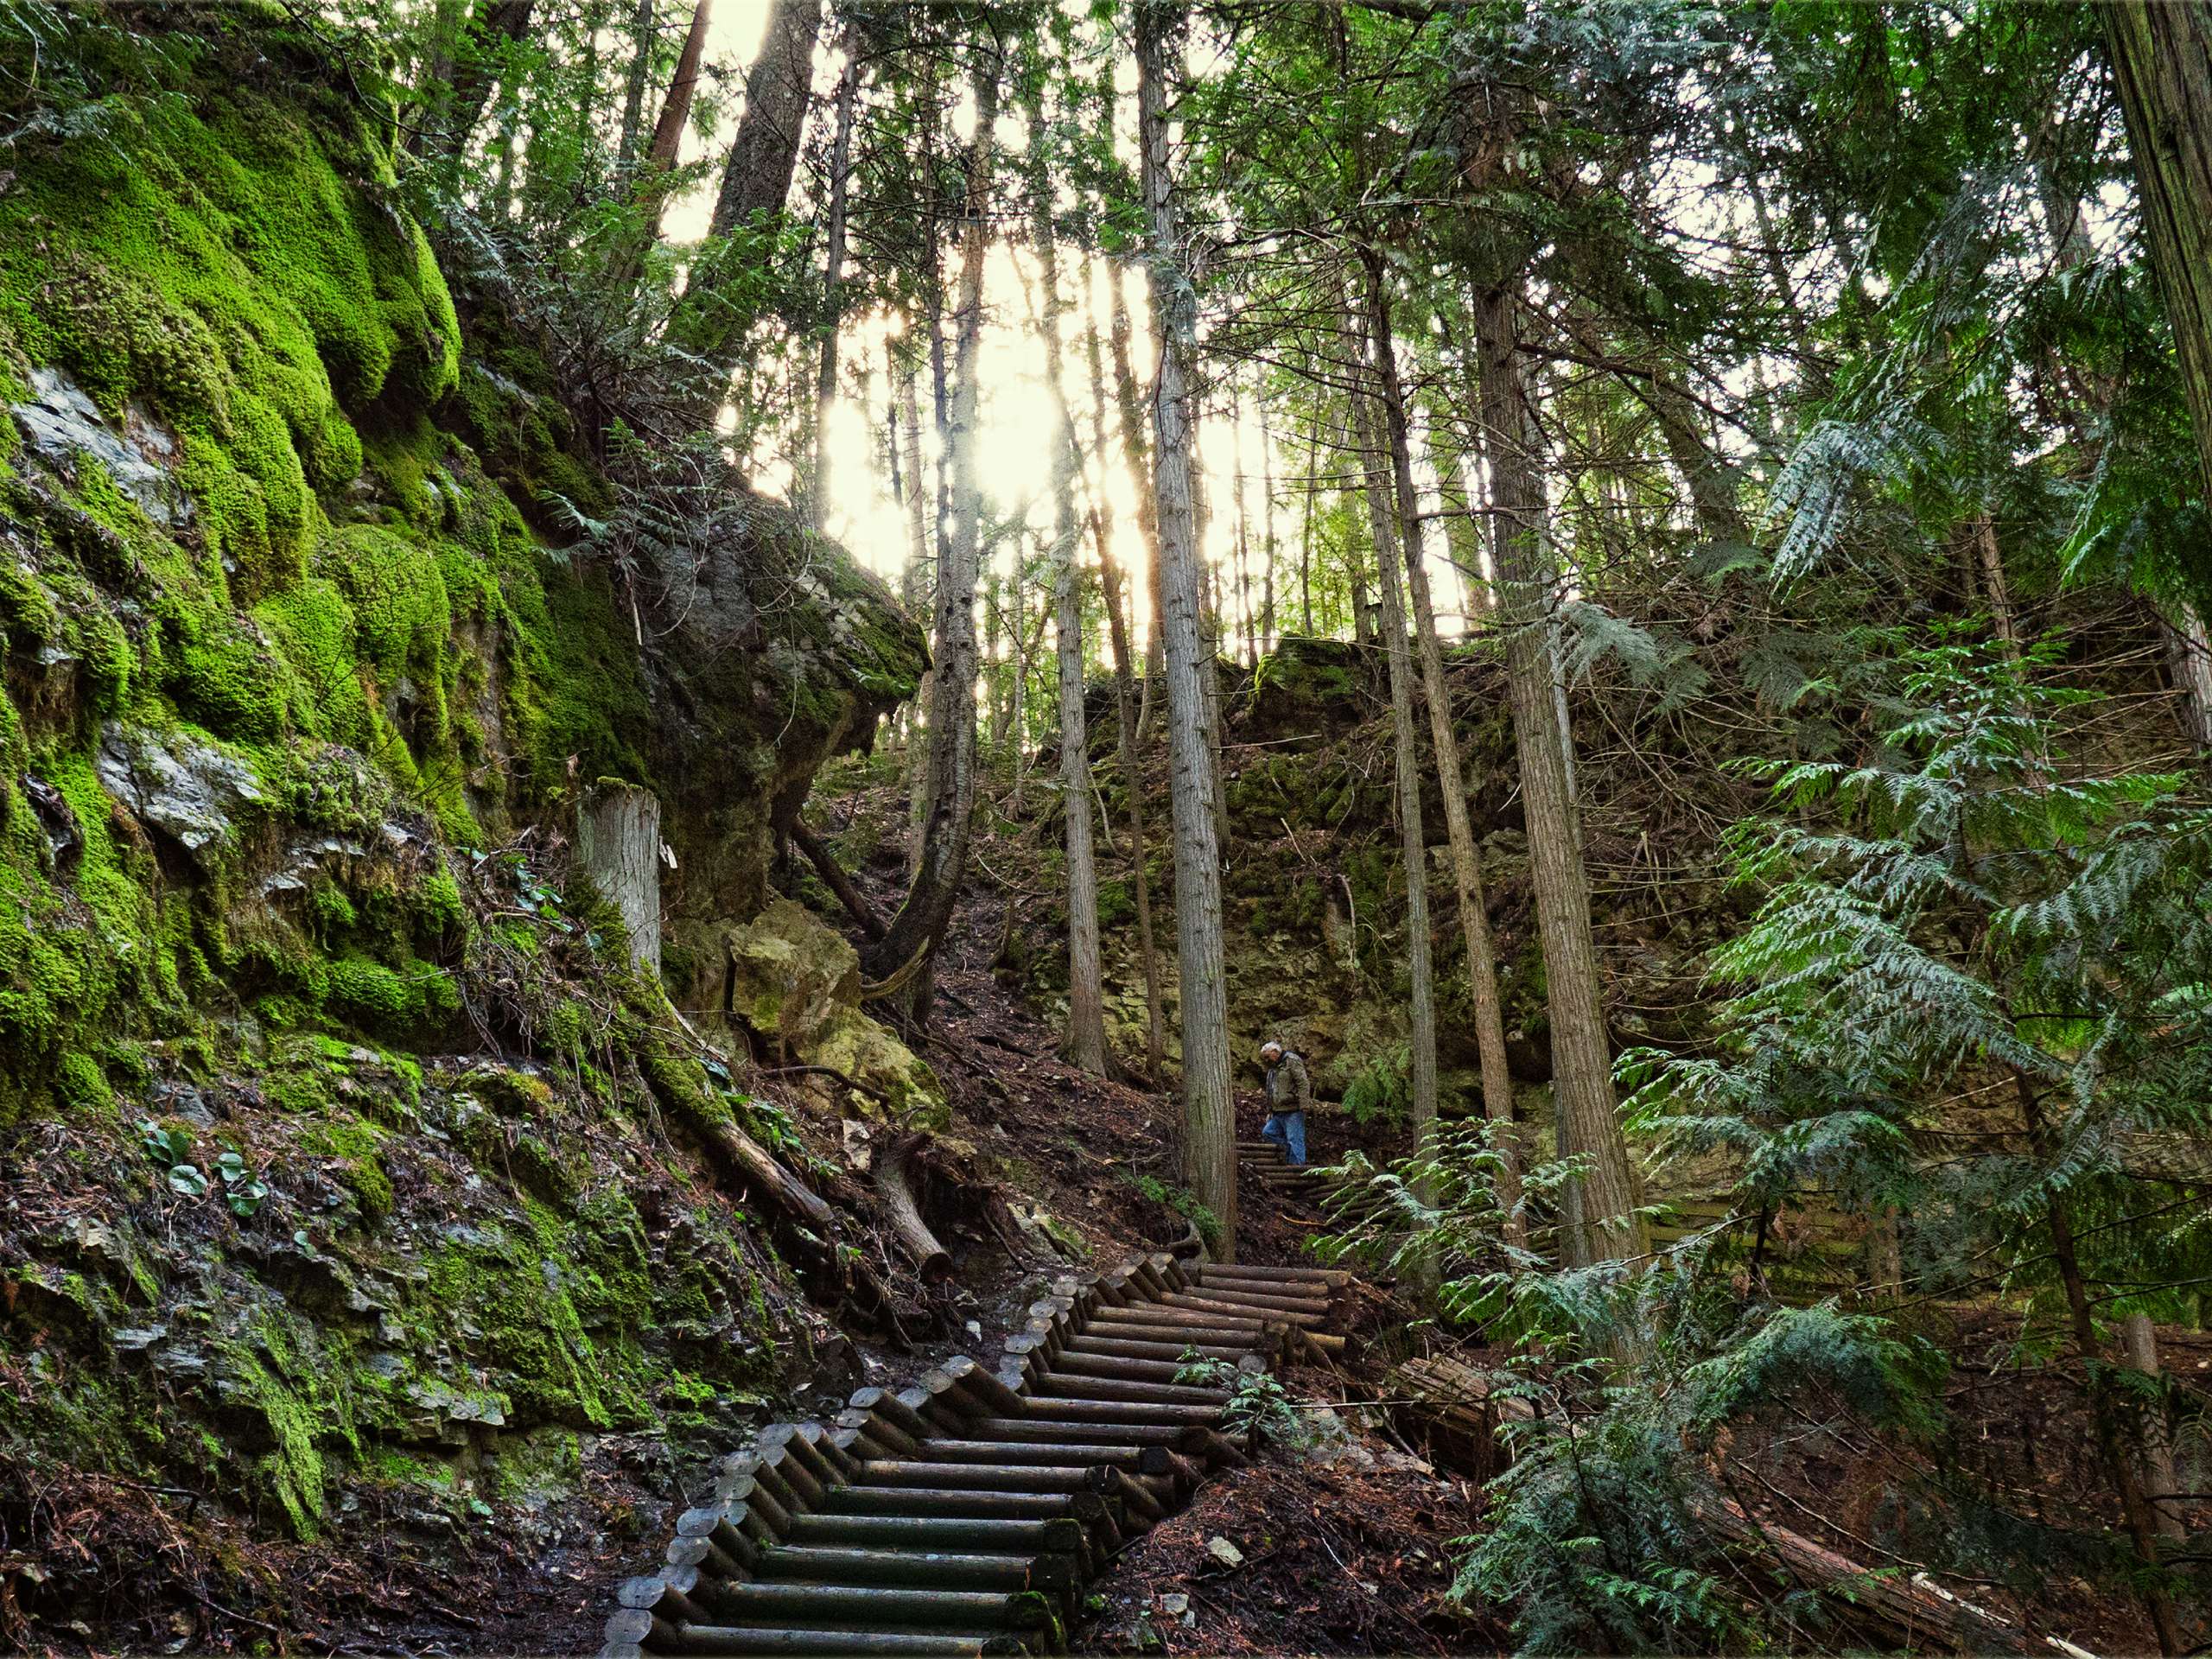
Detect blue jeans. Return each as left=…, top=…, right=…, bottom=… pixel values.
left=1261, top=1110, right=1306, bottom=1166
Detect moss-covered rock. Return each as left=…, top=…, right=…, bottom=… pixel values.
left=721, top=897, right=945, bottom=1126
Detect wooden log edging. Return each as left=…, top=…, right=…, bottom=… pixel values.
left=600, top=1250, right=1345, bottom=1657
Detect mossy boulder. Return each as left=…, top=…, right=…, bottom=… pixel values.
left=721, top=898, right=945, bottom=1126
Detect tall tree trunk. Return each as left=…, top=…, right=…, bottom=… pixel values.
left=1347, top=308, right=1440, bottom=1166
left=896, top=352, right=935, bottom=877
left=1230, top=378, right=1258, bottom=666
left=1298, top=417, right=1319, bottom=635
left=1471, top=280, right=1646, bottom=1268
left=645, top=0, right=711, bottom=170
left=605, top=0, right=712, bottom=294
left=1084, top=269, right=1170, bottom=1084
left=710, top=0, right=825, bottom=237
left=862, top=41, right=1003, bottom=1009
left=1362, top=254, right=1522, bottom=1242
left=614, top=0, right=657, bottom=174
left=1258, top=391, right=1278, bottom=654
left=1109, top=264, right=1168, bottom=693
left=1029, top=86, right=1109, bottom=1074
left=1646, top=372, right=1750, bottom=547
left=1138, top=0, right=1236, bottom=1260
left=2103, top=2, right=2212, bottom=520
left=809, top=44, right=862, bottom=531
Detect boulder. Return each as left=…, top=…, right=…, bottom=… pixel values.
left=722, top=898, right=945, bottom=1126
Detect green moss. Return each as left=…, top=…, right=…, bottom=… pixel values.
left=0, top=19, right=459, bottom=594
left=54, top=1049, right=114, bottom=1114
left=324, top=954, right=455, bottom=1040
left=301, top=1115, right=392, bottom=1224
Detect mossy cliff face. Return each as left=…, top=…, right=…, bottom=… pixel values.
left=0, top=5, right=916, bottom=1594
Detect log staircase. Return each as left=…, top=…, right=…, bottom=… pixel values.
left=599, top=1251, right=1348, bottom=1657
left=1236, top=1137, right=1327, bottom=1206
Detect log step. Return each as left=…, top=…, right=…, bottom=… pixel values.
left=783, top=1515, right=1072, bottom=1553
left=821, top=1486, right=1076, bottom=1519
left=854, top=1461, right=1099, bottom=1494
left=1031, top=1372, right=1228, bottom=1406
left=963, top=1415, right=1189, bottom=1447
left=752, top=1546, right=1045, bottom=1592
left=677, top=1625, right=1012, bottom=1656
left=691, top=1583, right=1048, bottom=1630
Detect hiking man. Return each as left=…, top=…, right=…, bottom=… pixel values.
left=1259, top=1039, right=1311, bottom=1166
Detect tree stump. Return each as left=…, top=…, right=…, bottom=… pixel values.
left=579, top=782, right=664, bottom=976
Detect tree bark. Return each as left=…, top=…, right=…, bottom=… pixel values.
left=710, top=0, right=825, bottom=238
left=1028, top=88, right=1109, bottom=1075
left=896, top=352, right=936, bottom=876
left=1109, top=264, right=1167, bottom=693
left=808, top=44, right=862, bottom=531
left=1362, top=255, right=1522, bottom=1242
left=423, top=0, right=535, bottom=164
left=1138, top=0, right=1236, bottom=1259
left=614, top=0, right=657, bottom=174
left=1084, top=270, right=1170, bottom=1084
left=1346, top=306, right=1440, bottom=1170
left=862, top=41, right=1004, bottom=1013
left=2120, top=1312, right=2188, bottom=1543
left=1258, top=391, right=1278, bottom=653
left=645, top=0, right=713, bottom=171
left=2102, top=1, right=2212, bottom=519
left=1471, top=279, right=1646, bottom=1268
left=578, top=783, right=663, bottom=977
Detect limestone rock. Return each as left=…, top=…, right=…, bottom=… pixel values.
left=10, top=366, right=190, bottom=526
left=721, top=898, right=946, bottom=1125
left=94, top=721, right=267, bottom=867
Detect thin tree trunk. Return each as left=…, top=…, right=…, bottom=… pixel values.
left=614, top=0, right=657, bottom=174
left=605, top=0, right=711, bottom=292
left=1029, top=87, right=1109, bottom=1074
left=645, top=0, right=711, bottom=170
left=1299, top=419, right=1319, bottom=635
left=2121, top=1312, right=2188, bottom=1543
left=1138, top=0, right=1236, bottom=1260
left=428, top=0, right=536, bottom=164
left=896, top=353, right=935, bottom=876
left=1471, top=279, right=1645, bottom=1268
left=1363, top=254, right=1522, bottom=1242
left=863, top=41, right=1003, bottom=1011
left=1109, top=265, right=1167, bottom=692
left=1259, top=391, right=1278, bottom=654
left=2015, top=1071, right=2183, bottom=1656
left=1347, top=308, right=1440, bottom=1171
left=1084, top=269, right=1169, bottom=1084
left=809, top=44, right=862, bottom=531
left=574, top=0, right=609, bottom=181
left=1230, top=378, right=1257, bottom=666
left=2102, top=1, right=2212, bottom=512
left=1973, top=512, right=2020, bottom=651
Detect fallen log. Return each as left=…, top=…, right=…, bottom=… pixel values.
left=874, top=1133, right=953, bottom=1283
left=1688, top=1494, right=2096, bottom=1657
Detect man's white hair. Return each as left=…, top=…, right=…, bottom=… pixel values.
left=1261, top=1040, right=1283, bottom=1054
